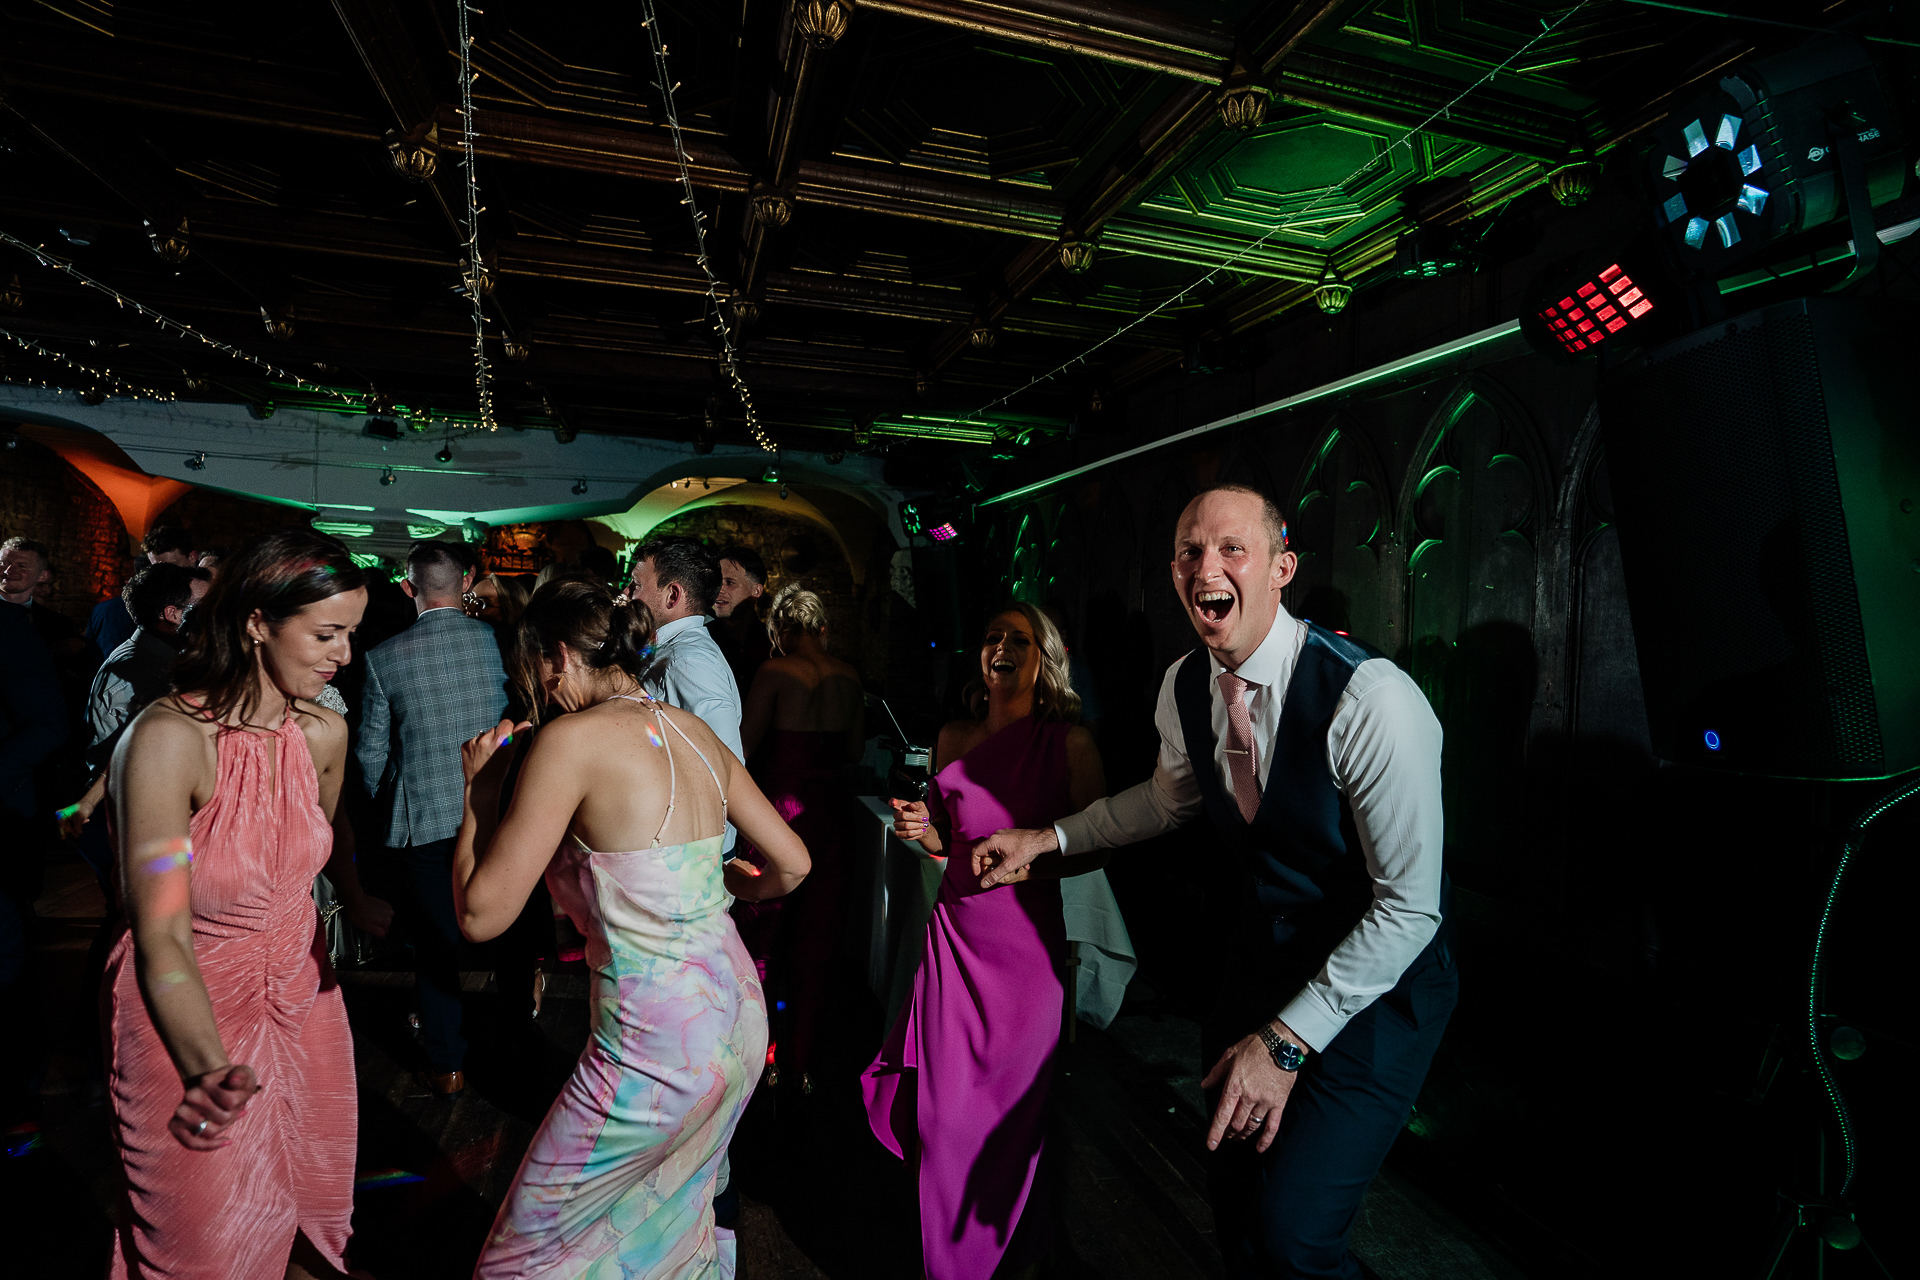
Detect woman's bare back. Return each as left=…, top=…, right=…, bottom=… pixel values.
left=765, top=651, right=863, bottom=734
left=556, top=697, right=732, bottom=851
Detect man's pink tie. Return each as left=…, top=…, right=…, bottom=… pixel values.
left=1217, top=670, right=1261, bottom=825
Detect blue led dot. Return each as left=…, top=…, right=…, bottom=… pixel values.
left=775, top=1001, right=787, bottom=1011
left=929, top=640, right=937, bottom=648
left=1704, top=730, right=1722, bottom=751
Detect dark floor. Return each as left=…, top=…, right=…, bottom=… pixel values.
left=6, top=855, right=1523, bottom=1279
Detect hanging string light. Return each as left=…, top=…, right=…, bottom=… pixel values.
left=639, top=0, right=775, bottom=452
left=0, top=228, right=362, bottom=409
left=955, top=0, right=1596, bottom=430
left=454, top=0, right=498, bottom=431
left=0, top=327, right=178, bottom=401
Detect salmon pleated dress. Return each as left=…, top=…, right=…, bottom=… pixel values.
left=103, top=714, right=357, bottom=1279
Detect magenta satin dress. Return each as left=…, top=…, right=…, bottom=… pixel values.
left=863, top=716, right=1069, bottom=1280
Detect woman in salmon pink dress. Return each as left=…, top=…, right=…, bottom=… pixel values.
left=105, top=530, right=373, bottom=1280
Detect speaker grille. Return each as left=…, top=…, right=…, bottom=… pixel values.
left=1604, top=301, right=1883, bottom=774
left=1764, top=313, right=1881, bottom=764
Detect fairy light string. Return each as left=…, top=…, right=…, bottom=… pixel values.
left=454, top=0, right=498, bottom=431
left=958, top=0, right=1596, bottom=428
left=0, top=327, right=178, bottom=401
left=638, top=0, right=775, bottom=453
left=0, top=229, right=361, bottom=409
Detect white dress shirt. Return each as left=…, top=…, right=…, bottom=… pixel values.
left=1054, top=604, right=1444, bottom=1052
left=642, top=614, right=745, bottom=852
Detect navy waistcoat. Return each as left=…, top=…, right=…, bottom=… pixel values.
left=1175, top=624, right=1384, bottom=983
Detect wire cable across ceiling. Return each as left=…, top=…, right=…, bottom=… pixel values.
left=954, top=0, right=1597, bottom=431
left=0, top=228, right=362, bottom=410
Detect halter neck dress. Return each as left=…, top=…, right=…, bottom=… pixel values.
left=477, top=695, right=767, bottom=1279
left=104, top=711, right=356, bottom=1278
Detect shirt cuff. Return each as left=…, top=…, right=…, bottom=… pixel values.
left=1052, top=821, right=1072, bottom=856
left=1275, top=992, right=1348, bottom=1056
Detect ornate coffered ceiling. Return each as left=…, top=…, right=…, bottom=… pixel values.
left=0, top=0, right=1895, bottom=458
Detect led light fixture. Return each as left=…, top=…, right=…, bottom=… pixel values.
left=927, top=522, right=959, bottom=542
left=1537, top=263, right=1655, bottom=356
left=1519, top=242, right=1680, bottom=363
left=1649, top=37, right=1904, bottom=272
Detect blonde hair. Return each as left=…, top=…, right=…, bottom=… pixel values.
left=765, top=581, right=828, bottom=649
left=480, top=572, right=529, bottom=630
left=967, top=601, right=1081, bottom=724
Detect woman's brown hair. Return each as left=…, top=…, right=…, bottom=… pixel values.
left=512, top=578, right=657, bottom=723
left=170, top=529, right=366, bottom=724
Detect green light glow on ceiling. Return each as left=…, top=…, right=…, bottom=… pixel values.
left=870, top=412, right=1063, bottom=446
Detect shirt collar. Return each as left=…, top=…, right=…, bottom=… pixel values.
left=653, top=614, right=708, bottom=644
left=1207, top=602, right=1303, bottom=689
left=416, top=605, right=463, bottom=620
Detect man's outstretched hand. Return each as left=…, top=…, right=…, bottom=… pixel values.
left=971, top=826, right=1058, bottom=888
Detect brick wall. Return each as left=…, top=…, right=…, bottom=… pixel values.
left=0, top=436, right=130, bottom=621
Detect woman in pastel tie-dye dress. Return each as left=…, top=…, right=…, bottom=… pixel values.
left=452, top=580, right=810, bottom=1278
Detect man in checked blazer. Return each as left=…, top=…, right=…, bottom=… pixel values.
left=359, top=540, right=508, bottom=1097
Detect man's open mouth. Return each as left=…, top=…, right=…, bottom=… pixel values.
left=1194, top=589, right=1235, bottom=624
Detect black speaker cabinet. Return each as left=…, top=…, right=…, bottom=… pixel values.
left=1599, top=295, right=1920, bottom=779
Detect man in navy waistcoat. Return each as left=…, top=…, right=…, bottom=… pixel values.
left=973, top=483, right=1456, bottom=1278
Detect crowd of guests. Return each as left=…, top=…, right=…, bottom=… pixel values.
left=0, top=482, right=1453, bottom=1280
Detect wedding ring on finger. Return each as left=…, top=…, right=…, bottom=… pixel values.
left=194, top=1119, right=209, bottom=1136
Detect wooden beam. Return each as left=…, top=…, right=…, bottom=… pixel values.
left=857, top=0, right=1233, bottom=81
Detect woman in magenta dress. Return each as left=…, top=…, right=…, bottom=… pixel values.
left=733, top=584, right=864, bottom=1092
left=865, top=602, right=1107, bottom=1279
left=105, top=530, right=373, bottom=1279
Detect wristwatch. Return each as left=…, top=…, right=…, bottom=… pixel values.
left=1258, top=1024, right=1308, bottom=1073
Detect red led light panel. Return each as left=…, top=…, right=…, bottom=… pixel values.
left=1539, top=266, right=1655, bottom=354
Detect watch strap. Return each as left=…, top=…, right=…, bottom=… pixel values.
left=1258, top=1025, right=1307, bottom=1072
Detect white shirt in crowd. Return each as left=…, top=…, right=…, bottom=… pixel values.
left=642, top=614, right=745, bottom=853
left=1054, top=604, right=1445, bottom=1052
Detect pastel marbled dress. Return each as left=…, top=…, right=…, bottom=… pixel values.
left=476, top=831, right=766, bottom=1279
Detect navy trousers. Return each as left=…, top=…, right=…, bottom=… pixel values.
left=1206, top=948, right=1458, bottom=1279
left=399, top=838, right=467, bottom=1073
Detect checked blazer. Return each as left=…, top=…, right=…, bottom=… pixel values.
left=357, top=607, right=509, bottom=848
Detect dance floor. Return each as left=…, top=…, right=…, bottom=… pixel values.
left=7, top=856, right=1522, bottom=1279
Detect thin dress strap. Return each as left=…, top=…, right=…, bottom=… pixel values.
left=607, top=693, right=728, bottom=848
